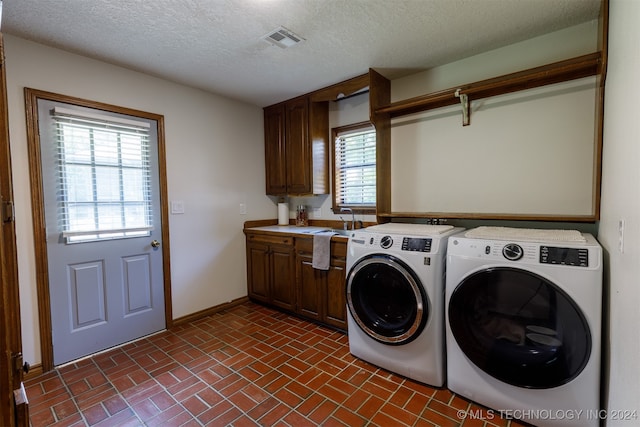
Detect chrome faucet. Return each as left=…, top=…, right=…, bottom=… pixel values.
left=340, top=207, right=355, bottom=231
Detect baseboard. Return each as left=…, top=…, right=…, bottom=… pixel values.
left=23, top=363, right=44, bottom=382
left=172, top=296, right=250, bottom=327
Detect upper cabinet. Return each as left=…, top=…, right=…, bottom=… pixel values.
left=264, top=96, right=329, bottom=196
left=264, top=103, right=287, bottom=195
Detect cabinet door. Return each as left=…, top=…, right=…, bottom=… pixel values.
left=285, top=97, right=311, bottom=194
left=246, top=241, right=271, bottom=303
left=264, top=104, right=287, bottom=195
left=270, top=244, right=296, bottom=311
left=325, top=257, right=347, bottom=330
left=296, top=254, right=322, bottom=321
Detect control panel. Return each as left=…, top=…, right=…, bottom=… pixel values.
left=401, top=237, right=432, bottom=252
left=540, top=246, right=589, bottom=267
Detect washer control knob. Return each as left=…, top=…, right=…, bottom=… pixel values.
left=380, top=235, right=393, bottom=249
left=502, top=243, right=524, bottom=261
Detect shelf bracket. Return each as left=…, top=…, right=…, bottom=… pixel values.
left=454, top=89, right=470, bottom=126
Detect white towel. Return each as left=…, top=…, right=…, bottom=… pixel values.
left=365, top=223, right=454, bottom=235
left=312, top=231, right=336, bottom=270
left=465, top=226, right=586, bottom=243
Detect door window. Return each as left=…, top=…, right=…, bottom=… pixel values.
left=347, top=254, right=428, bottom=345
left=448, top=267, right=591, bottom=388
left=52, top=107, right=153, bottom=243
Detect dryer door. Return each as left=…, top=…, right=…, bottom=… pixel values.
left=448, top=267, right=591, bottom=389
left=346, top=254, right=428, bottom=345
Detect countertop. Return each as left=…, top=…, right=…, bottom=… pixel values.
left=244, top=225, right=350, bottom=240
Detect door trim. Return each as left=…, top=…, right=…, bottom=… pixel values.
left=24, top=88, right=173, bottom=372
left=1, top=33, right=29, bottom=427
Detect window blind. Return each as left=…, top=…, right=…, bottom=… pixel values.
left=52, top=107, right=153, bottom=242
left=335, top=126, right=376, bottom=207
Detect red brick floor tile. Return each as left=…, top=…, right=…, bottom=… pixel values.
left=257, top=402, right=291, bottom=426
left=29, top=407, right=56, bottom=427
left=92, top=408, right=139, bottom=427
left=421, top=406, right=460, bottom=427
left=284, top=380, right=313, bottom=400
left=355, top=395, right=386, bottom=420
left=333, top=406, right=368, bottom=427
left=274, top=386, right=304, bottom=408
left=203, top=403, right=242, bottom=426
left=82, top=403, right=109, bottom=425
left=282, top=410, right=318, bottom=427
left=296, top=392, right=326, bottom=416
left=26, top=301, right=524, bottom=427
left=246, top=396, right=280, bottom=421
left=148, top=390, right=176, bottom=411
left=342, top=388, right=371, bottom=412
left=429, top=397, right=469, bottom=420
left=52, top=398, right=80, bottom=420
left=308, top=398, right=338, bottom=425
left=405, top=391, right=433, bottom=416
left=228, top=389, right=259, bottom=413
left=130, top=398, right=161, bottom=422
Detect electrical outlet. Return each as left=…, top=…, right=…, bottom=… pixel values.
left=171, top=201, right=185, bottom=214
left=239, top=203, right=247, bottom=215
left=312, top=207, right=321, bottom=218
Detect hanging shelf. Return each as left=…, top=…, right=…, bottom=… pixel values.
left=372, top=52, right=602, bottom=124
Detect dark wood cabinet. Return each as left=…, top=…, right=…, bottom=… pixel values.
left=244, top=230, right=348, bottom=331
left=264, top=96, right=329, bottom=196
left=264, top=104, right=287, bottom=195
left=295, top=237, right=347, bottom=330
left=245, top=232, right=296, bottom=311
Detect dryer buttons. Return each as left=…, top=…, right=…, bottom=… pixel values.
left=380, top=235, right=393, bottom=249
left=502, top=243, right=524, bottom=261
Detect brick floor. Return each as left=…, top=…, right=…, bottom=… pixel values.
left=25, top=302, right=531, bottom=426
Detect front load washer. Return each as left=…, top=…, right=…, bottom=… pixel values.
left=445, top=227, right=602, bottom=427
left=346, top=223, right=463, bottom=387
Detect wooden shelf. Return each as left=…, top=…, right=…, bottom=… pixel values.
left=377, top=212, right=599, bottom=223
left=373, top=52, right=602, bottom=119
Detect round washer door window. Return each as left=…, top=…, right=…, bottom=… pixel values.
left=346, top=254, right=428, bottom=345
left=448, top=267, right=591, bottom=389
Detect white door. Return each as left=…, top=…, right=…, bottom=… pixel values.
left=37, top=99, right=166, bottom=365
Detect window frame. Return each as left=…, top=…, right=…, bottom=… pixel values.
left=331, top=121, right=377, bottom=215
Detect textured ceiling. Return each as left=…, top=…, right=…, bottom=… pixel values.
left=2, top=0, right=601, bottom=107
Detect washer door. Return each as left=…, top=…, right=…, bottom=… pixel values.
left=347, top=254, right=428, bottom=345
left=448, top=267, right=591, bottom=389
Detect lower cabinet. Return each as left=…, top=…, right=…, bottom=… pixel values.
left=245, top=232, right=296, bottom=311
left=244, top=231, right=348, bottom=330
left=295, top=237, right=347, bottom=330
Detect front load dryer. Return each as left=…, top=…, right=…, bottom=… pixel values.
left=445, top=227, right=603, bottom=427
left=346, top=223, right=463, bottom=387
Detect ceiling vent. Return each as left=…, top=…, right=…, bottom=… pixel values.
left=262, top=26, right=305, bottom=49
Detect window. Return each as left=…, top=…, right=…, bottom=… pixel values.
left=52, top=107, right=153, bottom=242
left=332, top=122, right=376, bottom=212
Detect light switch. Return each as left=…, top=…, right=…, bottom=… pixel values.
left=171, top=201, right=185, bottom=214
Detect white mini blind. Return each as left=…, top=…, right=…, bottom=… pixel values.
left=52, top=107, right=153, bottom=242
left=335, top=126, right=376, bottom=208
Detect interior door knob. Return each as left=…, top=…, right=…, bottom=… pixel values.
left=151, top=240, right=161, bottom=248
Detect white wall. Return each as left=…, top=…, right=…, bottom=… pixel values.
left=599, top=0, right=640, bottom=421
left=389, top=21, right=600, bottom=217
left=4, top=35, right=274, bottom=365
